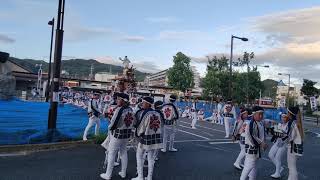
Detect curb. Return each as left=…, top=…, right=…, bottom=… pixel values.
left=0, top=140, right=95, bottom=154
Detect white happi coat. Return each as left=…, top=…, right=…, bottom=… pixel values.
left=136, top=109, right=163, bottom=150
left=161, top=103, right=179, bottom=126
left=108, top=106, right=136, bottom=133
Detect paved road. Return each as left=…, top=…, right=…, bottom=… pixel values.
left=1, top=118, right=320, bottom=180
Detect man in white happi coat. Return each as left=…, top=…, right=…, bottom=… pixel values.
left=83, top=93, right=102, bottom=141
left=161, top=95, right=179, bottom=152
left=132, top=96, right=163, bottom=180
left=240, top=106, right=268, bottom=180
left=100, top=93, right=136, bottom=180
left=217, top=98, right=224, bottom=124
left=223, top=99, right=237, bottom=138
left=268, top=113, right=288, bottom=179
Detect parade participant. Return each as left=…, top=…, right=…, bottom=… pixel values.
left=284, top=106, right=304, bottom=180
left=223, top=99, right=237, bottom=138
left=182, top=106, right=190, bottom=118
left=268, top=113, right=288, bottom=179
left=161, top=95, right=179, bottom=152
left=232, top=108, right=251, bottom=170
left=100, top=93, right=136, bottom=180
left=83, top=92, right=101, bottom=141
left=134, top=98, right=143, bottom=114
left=103, top=91, right=113, bottom=104
left=198, top=108, right=205, bottom=121
left=191, top=108, right=198, bottom=129
left=154, top=100, right=165, bottom=161
left=103, top=91, right=114, bottom=120
left=217, top=99, right=224, bottom=125
left=132, top=96, right=163, bottom=180
left=130, top=94, right=138, bottom=107
left=240, top=106, right=268, bottom=180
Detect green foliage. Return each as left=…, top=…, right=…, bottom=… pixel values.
left=94, top=134, right=107, bottom=144
left=301, top=79, right=319, bottom=99
left=261, top=79, right=278, bottom=99
left=203, top=55, right=229, bottom=99
left=203, top=53, right=263, bottom=104
left=232, top=71, right=263, bottom=104
left=301, top=79, right=319, bottom=114
left=9, top=58, right=147, bottom=81
left=167, top=52, right=194, bottom=92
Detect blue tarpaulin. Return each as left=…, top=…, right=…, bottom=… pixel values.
left=0, top=99, right=286, bottom=145
left=0, top=99, right=108, bottom=145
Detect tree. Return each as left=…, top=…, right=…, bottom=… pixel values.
left=167, top=52, right=194, bottom=93
left=232, top=71, right=263, bottom=104
left=203, top=55, right=229, bottom=100
left=261, top=79, right=278, bottom=99
left=301, top=79, right=319, bottom=99
left=301, top=79, right=319, bottom=113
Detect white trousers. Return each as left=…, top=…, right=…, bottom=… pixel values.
left=191, top=118, right=197, bottom=128
left=136, top=146, right=157, bottom=180
left=224, top=117, right=231, bottom=137
left=162, top=125, right=176, bottom=151
left=234, top=143, right=246, bottom=166
left=287, top=148, right=298, bottom=180
left=268, top=142, right=286, bottom=177
left=83, top=116, right=100, bottom=140
left=104, top=135, right=129, bottom=179
left=240, top=154, right=258, bottom=180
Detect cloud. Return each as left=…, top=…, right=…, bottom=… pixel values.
left=95, top=56, right=122, bottom=66
left=120, top=35, right=146, bottom=42
left=250, top=6, right=320, bottom=45
left=244, top=6, right=320, bottom=83
left=95, top=56, right=161, bottom=73
left=0, top=33, right=15, bottom=44
left=65, top=25, right=114, bottom=42
left=145, top=17, right=180, bottom=23
left=158, top=30, right=213, bottom=41
left=190, top=53, right=230, bottom=64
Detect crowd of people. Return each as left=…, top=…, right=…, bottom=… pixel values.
left=59, top=87, right=304, bottom=180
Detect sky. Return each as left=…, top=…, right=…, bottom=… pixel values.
left=1, top=0, right=320, bottom=87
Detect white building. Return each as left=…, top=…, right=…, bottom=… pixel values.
left=144, top=69, right=168, bottom=87
left=276, top=80, right=307, bottom=106
left=95, top=72, right=116, bottom=82
left=191, top=66, right=201, bottom=89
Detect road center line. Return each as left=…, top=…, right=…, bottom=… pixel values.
left=174, top=139, right=232, bottom=143
left=177, top=129, right=210, bottom=140
left=179, top=121, right=225, bottom=133
left=208, top=141, right=237, bottom=145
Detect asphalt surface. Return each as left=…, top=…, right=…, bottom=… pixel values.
left=1, top=118, right=320, bottom=180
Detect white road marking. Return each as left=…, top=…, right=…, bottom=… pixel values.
left=175, top=139, right=233, bottom=143
left=0, top=151, right=28, bottom=157
left=208, top=141, right=237, bottom=145
left=198, top=143, right=308, bottom=179
left=179, top=121, right=225, bottom=133
left=177, top=129, right=210, bottom=140
left=196, top=144, right=232, bottom=152
left=178, top=124, right=216, bottom=137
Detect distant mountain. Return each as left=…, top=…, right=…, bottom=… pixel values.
left=9, top=57, right=147, bottom=81
left=262, top=79, right=278, bottom=99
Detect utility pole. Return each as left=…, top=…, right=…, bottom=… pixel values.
left=45, top=18, right=55, bottom=102
left=48, top=0, right=65, bottom=129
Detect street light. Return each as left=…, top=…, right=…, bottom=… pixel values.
left=48, top=0, right=65, bottom=130
left=45, top=18, right=55, bottom=102
left=255, top=65, right=270, bottom=106
left=278, top=73, right=291, bottom=106
left=229, top=35, right=249, bottom=99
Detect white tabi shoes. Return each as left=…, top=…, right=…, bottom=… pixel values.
left=100, top=173, right=111, bottom=180
left=169, top=148, right=178, bottom=152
